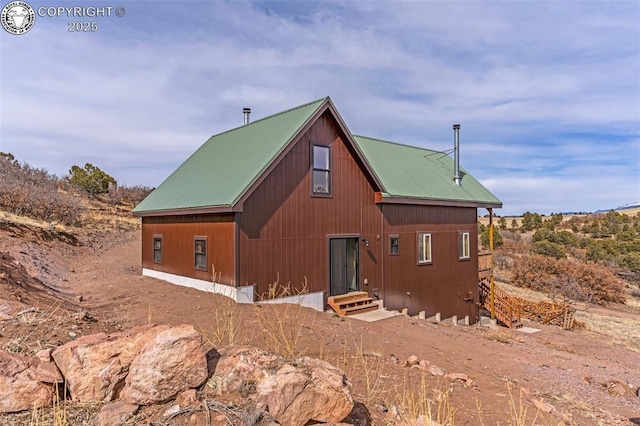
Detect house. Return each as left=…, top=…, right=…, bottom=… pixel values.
left=132, top=97, right=501, bottom=323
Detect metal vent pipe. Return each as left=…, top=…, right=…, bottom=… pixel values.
left=453, top=124, right=461, bottom=186
left=243, top=107, right=251, bottom=125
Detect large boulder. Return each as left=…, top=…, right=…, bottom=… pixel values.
left=213, top=346, right=353, bottom=426
left=0, top=350, right=58, bottom=413
left=52, top=324, right=170, bottom=402
left=120, top=324, right=208, bottom=405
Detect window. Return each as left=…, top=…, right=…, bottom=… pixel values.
left=459, top=232, right=470, bottom=260
left=153, top=236, right=162, bottom=264
left=389, top=235, right=399, bottom=255
left=194, top=237, right=207, bottom=271
left=417, top=233, right=432, bottom=264
left=312, top=144, right=331, bottom=195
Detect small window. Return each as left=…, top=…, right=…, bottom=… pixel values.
left=194, top=237, right=207, bottom=271
left=459, top=232, right=470, bottom=260
left=153, top=236, right=162, bottom=264
left=312, top=144, right=331, bottom=195
left=417, top=232, right=432, bottom=264
left=389, top=235, right=399, bottom=255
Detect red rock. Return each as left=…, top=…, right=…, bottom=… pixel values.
left=428, top=365, right=445, bottom=376
left=215, top=346, right=354, bottom=426
left=445, top=372, right=468, bottom=382
left=92, top=400, right=138, bottom=426
left=0, top=350, right=55, bottom=413
left=52, top=324, right=170, bottom=402
left=532, top=398, right=554, bottom=414
left=120, top=325, right=208, bottom=405
left=175, top=389, right=198, bottom=407
left=403, top=355, right=420, bottom=367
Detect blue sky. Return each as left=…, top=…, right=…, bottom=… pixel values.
left=1, top=0, right=638, bottom=216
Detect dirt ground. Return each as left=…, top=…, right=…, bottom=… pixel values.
left=1, top=218, right=639, bottom=425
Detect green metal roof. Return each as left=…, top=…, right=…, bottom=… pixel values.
left=133, top=97, right=328, bottom=214
left=353, top=135, right=502, bottom=207
left=134, top=97, right=501, bottom=214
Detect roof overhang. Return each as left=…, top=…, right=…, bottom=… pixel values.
left=132, top=204, right=242, bottom=217
left=374, top=192, right=502, bottom=209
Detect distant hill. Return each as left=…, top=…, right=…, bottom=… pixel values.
left=596, top=201, right=640, bottom=214
left=615, top=201, right=640, bottom=211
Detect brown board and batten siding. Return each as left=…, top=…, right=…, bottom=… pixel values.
left=236, top=111, right=384, bottom=297
left=382, top=204, right=479, bottom=322
left=141, top=214, right=235, bottom=284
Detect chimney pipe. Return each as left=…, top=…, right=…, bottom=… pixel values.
left=243, top=107, right=251, bottom=125
left=453, top=124, right=461, bottom=186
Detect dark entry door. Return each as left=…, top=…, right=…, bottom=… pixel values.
left=330, top=238, right=359, bottom=296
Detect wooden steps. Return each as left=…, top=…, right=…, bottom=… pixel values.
left=328, top=291, right=379, bottom=316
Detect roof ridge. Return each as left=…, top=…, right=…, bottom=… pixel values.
left=353, top=134, right=444, bottom=155
left=209, top=96, right=330, bottom=139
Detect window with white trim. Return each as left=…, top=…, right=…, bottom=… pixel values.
left=459, top=232, right=470, bottom=260
left=417, top=232, right=432, bottom=264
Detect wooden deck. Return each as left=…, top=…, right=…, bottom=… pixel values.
left=478, top=251, right=493, bottom=279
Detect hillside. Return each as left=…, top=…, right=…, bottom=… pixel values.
left=1, top=158, right=639, bottom=425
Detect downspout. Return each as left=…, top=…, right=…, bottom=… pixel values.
left=380, top=204, right=385, bottom=302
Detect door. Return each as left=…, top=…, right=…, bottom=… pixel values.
left=330, top=237, right=359, bottom=296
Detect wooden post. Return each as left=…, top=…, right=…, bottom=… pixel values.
left=489, top=208, right=495, bottom=320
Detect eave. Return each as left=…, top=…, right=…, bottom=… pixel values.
left=132, top=204, right=242, bottom=217
left=374, top=192, right=502, bottom=209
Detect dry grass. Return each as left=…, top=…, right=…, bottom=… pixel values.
left=496, top=281, right=554, bottom=303
left=0, top=211, right=67, bottom=231
left=83, top=207, right=139, bottom=230
left=0, top=401, right=101, bottom=426
left=505, top=382, right=539, bottom=426
left=346, top=337, right=390, bottom=406
left=254, top=279, right=315, bottom=358
left=198, top=267, right=251, bottom=347
left=394, top=375, right=455, bottom=426
left=499, top=280, right=640, bottom=351
left=199, top=293, right=250, bottom=347
left=484, top=328, right=515, bottom=344
left=574, top=309, right=640, bottom=352
left=478, top=209, right=638, bottom=228
left=5, top=304, right=64, bottom=355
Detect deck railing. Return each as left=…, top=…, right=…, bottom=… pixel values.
left=479, top=278, right=522, bottom=328
left=478, top=251, right=493, bottom=278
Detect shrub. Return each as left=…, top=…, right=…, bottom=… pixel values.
left=512, top=254, right=625, bottom=304
left=69, top=163, right=116, bottom=196
left=481, top=226, right=503, bottom=249
left=586, top=239, right=619, bottom=262
left=107, top=185, right=154, bottom=205
left=532, top=229, right=578, bottom=247
left=0, top=153, right=83, bottom=225
left=520, top=211, right=543, bottom=232
left=621, top=252, right=640, bottom=275
left=531, top=228, right=553, bottom=243
left=532, top=240, right=566, bottom=259
left=543, top=212, right=563, bottom=230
